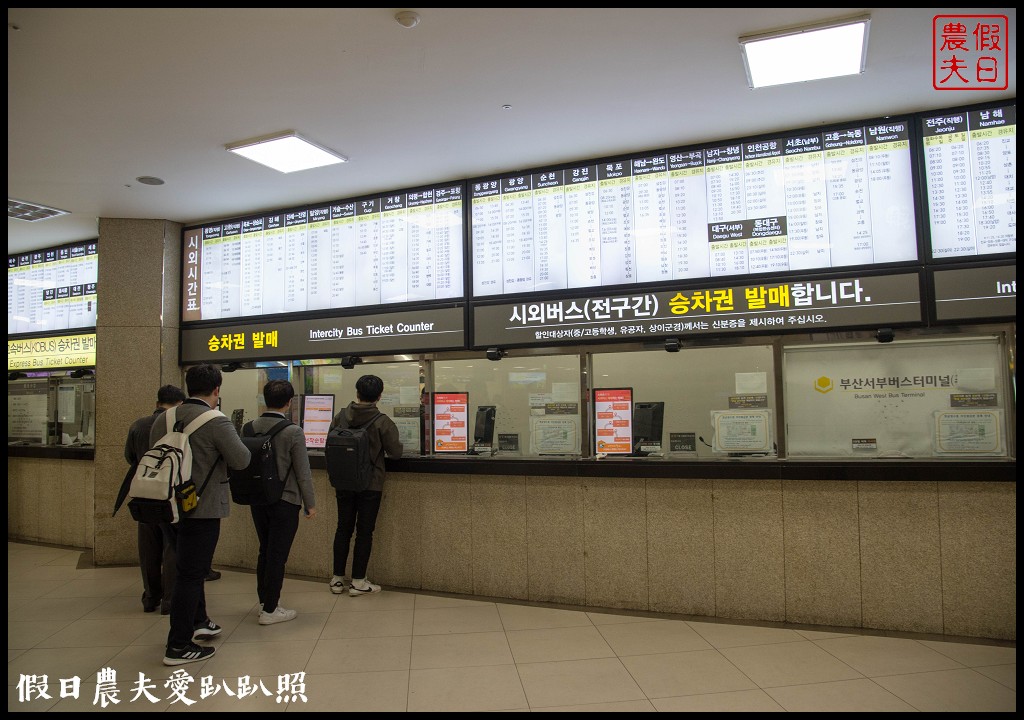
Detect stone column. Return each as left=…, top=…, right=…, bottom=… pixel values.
left=93, top=218, right=182, bottom=565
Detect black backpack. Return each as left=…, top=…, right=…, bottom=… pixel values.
left=325, top=412, right=382, bottom=492
left=228, top=418, right=293, bottom=505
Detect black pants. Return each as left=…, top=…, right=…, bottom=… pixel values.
left=250, top=500, right=301, bottom=613
left=167, top=517, right=219, bottom=650
left=138, top=521, right=176, bottom=612
left=333, top=489, right=383, bottom=580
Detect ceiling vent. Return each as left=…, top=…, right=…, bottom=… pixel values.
left=8, top=198, right=70, bottom=222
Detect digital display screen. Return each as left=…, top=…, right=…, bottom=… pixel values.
left=8, top=241, right=98, bottom=335
left=920, top=103, right=1016, bottom=259
left=182, top=182, right=465, bottom=323
left=470, top=118, right=918, bottom=297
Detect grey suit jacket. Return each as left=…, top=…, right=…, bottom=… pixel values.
left=149, top=398, right=251, bottom=519
left=248, top=412, right=316, bottom=512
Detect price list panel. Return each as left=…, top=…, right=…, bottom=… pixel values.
left=470, top=118, right=918, bottom=297
left=921, top=103, right=1016, bottom=258
left=8, top=241, right=98, bottom=335
left=183, top=183, right=464, bottom=323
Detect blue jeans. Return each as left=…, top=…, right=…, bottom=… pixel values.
left=333, top=489, right=382, bottom=579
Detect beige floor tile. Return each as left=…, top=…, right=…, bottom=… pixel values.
left=225, top=612, right=328, bottom=643
left=410, top=631, right=512, bottom=669
left=42, top=680, right=175, bottom=712
left=495, top=603, right=593, bottom=631
left=289, top=670, right=410, bottom=712
left=81, top=594, right=157, bottom=620
left=8, top=620, right=73, bottom=650
left=319, top=609, right=414, bottom=640
left=918, top=639, right=1016, bottom=667
left=872, top=667, right=1017, bottom=712
left=813, top=635, right=965, bottom=676
left=407, top=664, right=527, bottom=712
left=200, top=639, right=317, bottom=680
left=506, top=626, right=614, bottom=664
left=973, top=663, right=1015, bottom=690
left=621, top=649, right=758, bottom=698
left=794, top=629, right=858, bottom=640
left=39, top=576, right=138, bottom=599
left=687, top=620, right=805, bottom=648
left=533, top=699, right=658, bottom=712
left=413, top=594, right=495, bottom=610
left=163, top=674, right=291, bottom=712
left=720, top=641, right=864, bottom=688
left=331, top=591, right=416, bottom=612
left=8, top=683, right=62, bottom=712
left=8, top=596, right=109, bottom=623
left=266, top=591, right=338, bottom=614
left=598, top=619, right=713, bottom=656
left=97, top=642, right=200, bottom=685
left=280, top=577, right=329, bottom=595
left=765, top=677, right=918, bottom=712
left=412, top=605, right=504, bottom=635
left=516, top=657, right=645, bottom=708
left=9, top=579, right=74, bottom=600
left=585, top=611, right=661, bottom=626
left=36, top=617, right=161, bottom=649
left=305, top=636, right=412, bottom=674
left=651, top=689, right=786, bottom=712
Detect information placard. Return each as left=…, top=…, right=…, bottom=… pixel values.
left=300, top=394, right=335, bottom=449
left=432, top=391, right=469, bottom=453
left=593, top=387, right=632, bottom=455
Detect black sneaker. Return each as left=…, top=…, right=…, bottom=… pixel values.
left=163, top=643, right=215, bottom=666
left=192, top=619, right=223, bottom=641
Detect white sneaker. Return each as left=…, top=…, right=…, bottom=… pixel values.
left=349, top=579, right=381, bottom=596
left=258, top=606, right=297, bottom=625
left=328, top=576, right=347, bottom=595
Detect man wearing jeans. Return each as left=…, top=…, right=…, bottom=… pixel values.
left=328, top=375, right=403, bottom=596
left=157, top=364, right=250, bottom=666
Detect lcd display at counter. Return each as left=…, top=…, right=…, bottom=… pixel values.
left=8, top=241, right=98, bottom=335
left=470, top=118, right=917, bottom=297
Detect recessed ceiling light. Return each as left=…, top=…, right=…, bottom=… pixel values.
left=136, top=176, right=165, bottom=186
left=226, top=131, right=348, bottom=174
left=8, top=198, right=70, bottom=222
left=740, top=15, right=870, bottom=89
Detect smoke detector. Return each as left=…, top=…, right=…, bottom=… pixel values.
left=395, top=11, right=420, bottom=29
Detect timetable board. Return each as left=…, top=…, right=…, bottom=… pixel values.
left=182, top=183, right=465, bottom=323
left=470, top=118, right=918, bottom=297
left=8, top=241, right=98, bottom=335
left=920, top=103, right=1016, bottom=259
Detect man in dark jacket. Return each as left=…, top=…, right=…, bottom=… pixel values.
left=156, top=364, right=250, bottom=666
left=328, top=374, right=403, bottom=596
left=125, top=384, right=185, bottom=614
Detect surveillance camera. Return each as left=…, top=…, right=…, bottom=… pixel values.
left=486, top=348, right=505, bottom=361
left=664, top=338, right=681, bottom=353
left=876, top=328, right=895, bottom=344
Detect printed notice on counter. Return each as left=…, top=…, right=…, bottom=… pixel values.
left=593, top=387, right=633, bottom=455
left=934, top=410, right=1004, bottom=455
left=433, top=392, right=468, bottom=453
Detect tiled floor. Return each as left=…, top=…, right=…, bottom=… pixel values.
left=8, top=541, right=1016, bottom=712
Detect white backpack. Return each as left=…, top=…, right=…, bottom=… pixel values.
left=127, top=406, right=222, bottom=523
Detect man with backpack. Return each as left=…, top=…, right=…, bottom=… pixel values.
left=124, top=384, right=186, bottom=614
left=157, top=364, right=250, bottom=666
left=244, top=379, right=316, bottom=625
left=327, top=374, right=403, bottom=596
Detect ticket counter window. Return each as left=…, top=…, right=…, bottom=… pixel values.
left=591, top=345, right=777, bottom=459
left=8, top=371, right=95, bottom=447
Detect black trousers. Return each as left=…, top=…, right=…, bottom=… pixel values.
left=333, top=489, right=383, bottom=580
left=138, top=521, right=176, bottom=612
left=167, top=517, right=218, bottom=650
left=250, top=499, right=301, bottom=613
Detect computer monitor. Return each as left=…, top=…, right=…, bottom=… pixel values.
left=471, top=405, right=496, bottom=453
left=632, top=401, right=664, bottom=456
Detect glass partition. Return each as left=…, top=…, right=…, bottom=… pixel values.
left=8, top=372, right=95, bottom=447
left=591, top=345, right=777, bottom=459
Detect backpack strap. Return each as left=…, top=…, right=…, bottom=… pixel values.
left=182, top=408, right=222, bottom=435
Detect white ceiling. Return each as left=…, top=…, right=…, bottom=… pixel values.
left=7, top=7, right=1017, bottom=257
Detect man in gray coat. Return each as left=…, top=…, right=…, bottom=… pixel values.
left=157, top=364, right=250, bottom=666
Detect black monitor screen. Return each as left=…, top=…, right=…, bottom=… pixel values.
left=632, top=401, right=664, bottom=454
left=473, top=405, right=496, bottom=445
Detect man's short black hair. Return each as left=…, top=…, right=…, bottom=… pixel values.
left=263, top=379, right=295, bottom=409
left=185, top=364, right=222, bottom=397
left=156, top=384, right=186, bottom=405
left=355, top=374, right=384, bottom=402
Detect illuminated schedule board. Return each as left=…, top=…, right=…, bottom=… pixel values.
left=920, top=103, right=1016, bottom=259
left=182, top=183, right=465, bottom=323
left=8, top=241, right=98, bottom=335
left=470, top=118, right=918, bottom=298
